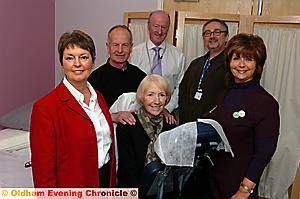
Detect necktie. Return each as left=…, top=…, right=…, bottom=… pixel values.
left=152, top=46, right=162, bottom=75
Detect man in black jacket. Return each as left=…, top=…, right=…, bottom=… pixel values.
left=179, top=19, right=229, bottom=124
left=88, top=25, right=146, bottom=125
left=178, top=18, right=229, bottom=198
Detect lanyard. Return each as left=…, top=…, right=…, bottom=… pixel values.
left=197, top=58, right=210, bottom=90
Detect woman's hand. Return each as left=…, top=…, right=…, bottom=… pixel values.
left=231, top=177, right=255, bottom=199
left=162, top=108, right=177, bottom=125
left=231, top=189, right=250, bottom=199
left=111, top=110, right=136, bottom=125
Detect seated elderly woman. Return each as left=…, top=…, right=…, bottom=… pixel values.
left=116, top=74, right=176, bottom=189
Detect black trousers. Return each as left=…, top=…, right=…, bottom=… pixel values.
left=98, top=161, right=110, bottom=188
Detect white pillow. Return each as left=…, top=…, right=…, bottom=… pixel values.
left=0, top=129, right=29, bottom=151
left=0, top=102, right=33, bottom=131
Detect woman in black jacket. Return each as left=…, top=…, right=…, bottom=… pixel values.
left=116, top=74, right=176, bottom=193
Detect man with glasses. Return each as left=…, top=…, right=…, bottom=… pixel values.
left=130, top=10, right=186, bottom=124
left=177, top=18, right=229, bottom=198
left=179, top=19, right=229, bottom=124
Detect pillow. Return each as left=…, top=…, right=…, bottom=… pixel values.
left=0, top=128, right=29, bottom=151
left=0, top=102, right=33, bottom=131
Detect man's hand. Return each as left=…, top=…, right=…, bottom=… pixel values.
left=111, top=110, right=137, bottom=125
left=162, top=108, right=176, bottom=125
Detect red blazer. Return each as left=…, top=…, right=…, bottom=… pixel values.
left=30, top=82, right=116, bottom=187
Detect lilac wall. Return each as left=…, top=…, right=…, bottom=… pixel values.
left=55, top=0, right=159, bottom=84
left=0, top=0, right=158, bottom=116
left=0, top=0, right=55, bottom=116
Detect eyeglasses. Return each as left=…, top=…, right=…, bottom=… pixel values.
left=202, top=29, right=227, bottom=37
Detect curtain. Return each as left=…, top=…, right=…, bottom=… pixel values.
left=127, top=17, right=300, bottom=199
left=129, top=22, right=149, bottom=46
left=182, top=22, right=238, bottom=66
left=255, top=24, right=300, bottom=199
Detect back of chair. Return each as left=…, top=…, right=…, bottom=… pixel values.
left=195, top=121, right=222, bottom=156
left=290, top=163, right=300, bottom=199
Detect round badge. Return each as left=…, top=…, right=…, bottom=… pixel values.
left=238, top=110, right=246, bottom=118
left=233, top=112, right=239, bottom=118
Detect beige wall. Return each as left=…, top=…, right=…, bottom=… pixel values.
left=164, top=0, right=300, bottom=16
left=163, top=0, right=253, bottom=15
left=262, top=0, right=300, bottom=15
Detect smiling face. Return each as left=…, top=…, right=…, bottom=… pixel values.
left=230, top=53, right=257, bottom=83
left=142, top=82, right=168, bottom=116
left=225, top=33, right=267, bottom=84
left=62, top=45, right=94, bottom=87
left=203, top=21, right=228, bottom=55
left=107, top=27, right=133, bottom=68
left=148, top=11, right=170, bottom=46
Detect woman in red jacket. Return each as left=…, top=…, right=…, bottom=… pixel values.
left=30, top=30, right=116, bottom=188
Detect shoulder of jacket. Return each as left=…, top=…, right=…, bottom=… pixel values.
left=33, top=87, right=61, bottom=110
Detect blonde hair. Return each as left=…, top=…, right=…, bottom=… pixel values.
left=136, top=74, right=171, bottom=105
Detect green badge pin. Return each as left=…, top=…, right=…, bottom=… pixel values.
left=233, top=111, right=239, bottom=118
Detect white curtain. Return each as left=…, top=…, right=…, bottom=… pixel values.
left=127, top=18, right=300, bottom=198
left=181, top=22, right=300, bottom=199
left=255, top=25, right=300, bottom=199
left=128, top=22, right=149, bottom=46
left=182, top=22, right=238, bottom=66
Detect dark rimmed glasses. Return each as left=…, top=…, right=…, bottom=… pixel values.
left=203, top=29, right=227, bottom=37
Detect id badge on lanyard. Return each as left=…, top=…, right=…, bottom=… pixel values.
left=194, top=89, right=203, bottom=100
left=194, top=58, right=210, bottom=101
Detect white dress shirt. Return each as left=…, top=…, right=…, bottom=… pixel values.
left=63, top=77, right=111, bottom=168
left=129, top=40, right=186, bottom=112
